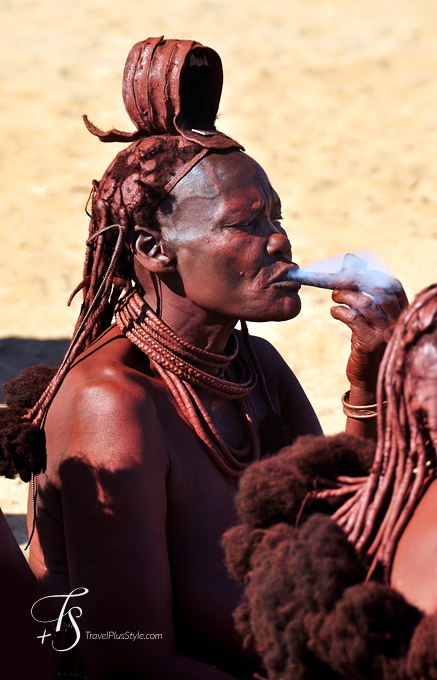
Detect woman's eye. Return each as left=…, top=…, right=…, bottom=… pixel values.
left=272, top=217, right=284, bottom=228
left=225, top=221, right=252, bottom=230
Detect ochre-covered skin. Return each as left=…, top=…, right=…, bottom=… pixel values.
left=30, top=328, right=319, bottom=679
left=26, top=37, right=407, bottom=679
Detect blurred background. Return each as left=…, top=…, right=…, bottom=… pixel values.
left=1, top=0, right=437, bottom=544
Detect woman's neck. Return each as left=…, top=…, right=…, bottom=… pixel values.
left=145, top=290, right=238, bottom=357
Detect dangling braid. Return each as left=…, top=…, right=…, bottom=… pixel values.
left=25, top=136, right=208, bottom=428
left=25, top=189, right=132, bottom=427
left=299, top=285, right=437, bottom=582
left=27, top=222, right=130, bottom=428
left=342, top=284, right=437, bottom=579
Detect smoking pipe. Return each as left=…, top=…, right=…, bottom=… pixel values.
left=286, top=253, right=369, bottom=290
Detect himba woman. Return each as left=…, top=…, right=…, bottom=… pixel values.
left=0, top=37, right=407, bottom=679
left=223, top=284, right=437, bottom=680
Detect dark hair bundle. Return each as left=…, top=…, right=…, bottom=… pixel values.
left=235, top=432, right=375, bottom=529
left=0, top=365, right=56, bottom=481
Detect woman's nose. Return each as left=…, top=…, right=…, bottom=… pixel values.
left=266, top=231, right=292, bottom=258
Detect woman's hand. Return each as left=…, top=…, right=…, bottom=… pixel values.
left=330, top=273, right=408, bottom=393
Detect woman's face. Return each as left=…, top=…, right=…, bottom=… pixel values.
left=151, top=150, right=302, bottom=324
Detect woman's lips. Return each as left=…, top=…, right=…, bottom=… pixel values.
left=269, top=265, right=301, bottom=290
left=269, top=276, right=301, bottom=291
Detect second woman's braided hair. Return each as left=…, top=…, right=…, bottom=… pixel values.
left=333, top=284, right=437, bottom=580
left=227, top=284, right=437, bottom=582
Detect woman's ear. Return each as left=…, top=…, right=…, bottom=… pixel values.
left=129, top=226, right=177, bottom=273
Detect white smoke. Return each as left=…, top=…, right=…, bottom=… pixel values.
left=286, top=251, right=402, bottom=301
left=298, top=250, right=393, bottom=276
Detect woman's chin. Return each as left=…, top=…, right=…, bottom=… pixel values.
left=247, top=295, right=302, bottom=323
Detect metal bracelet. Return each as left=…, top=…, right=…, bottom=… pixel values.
left=341, top=390, right=386, bottom=419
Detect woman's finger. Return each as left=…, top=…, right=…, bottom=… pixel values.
left=330, top=304, right=381, bottom=343
left=332, top=289, right=392, bottom=326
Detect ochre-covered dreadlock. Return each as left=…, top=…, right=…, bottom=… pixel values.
left=26, top=135, right=211, bottom=428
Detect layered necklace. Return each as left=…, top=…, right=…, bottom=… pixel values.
left=115, top=289, right=261, bottom=477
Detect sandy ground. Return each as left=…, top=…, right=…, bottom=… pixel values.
left=1, top=0, right=437, bottom=545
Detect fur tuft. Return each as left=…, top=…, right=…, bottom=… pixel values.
left=310, top=582, right=421, bottom=680
left=221, top=523, right=267, bottom=583
left=406, top=612, right=437, bottom=680
left=0, top=365, right=56, bottom=480
left=0, top=408, right=46, bottom=481
left=3, top=365, right=57, bottom=409
left=236, top=433, right=374, bottom=529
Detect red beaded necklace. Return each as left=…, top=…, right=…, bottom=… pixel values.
left=115, top=289, right=261, bottom=477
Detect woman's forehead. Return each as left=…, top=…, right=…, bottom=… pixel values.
left=153, top=150, right=281, bottom=231
left=173, top=150, right=279, bottom=208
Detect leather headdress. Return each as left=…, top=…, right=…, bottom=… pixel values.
left=83, top=36, right=243, bottom=219
left=84, top=35, right=242, bottom=150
